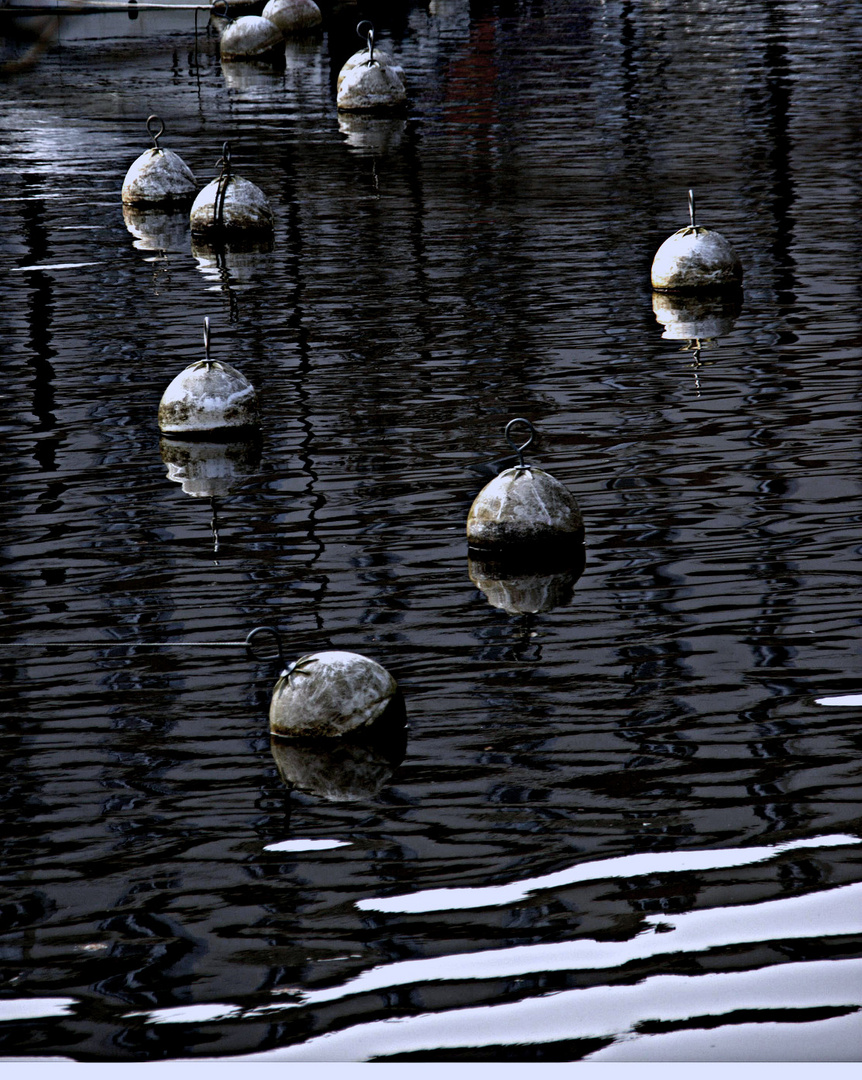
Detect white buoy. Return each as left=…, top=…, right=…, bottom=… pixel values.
left=246, top=627, right=402, bottom=741
left=336, top=22, right=406, bottom=112
left=217, top=6, right=285, bottom=62
left=158, top=318, right=259, bottom=436
left=651, top=190, right=743, bottom=292
left=261, top=0, right=321, bottom=34
left=189, top=142, right=274, bottom=236
left=466, top=420, right=584, bottom=555
left=121, top=115, right=196, bottom=207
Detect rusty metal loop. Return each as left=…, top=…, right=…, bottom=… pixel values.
left=246, top=626, right=286, bottom=668
left=146, top=114, right=165, bottom=150
left=211, top=0, right=231, bottom=21
left=505, top=417, right=536, bottom=468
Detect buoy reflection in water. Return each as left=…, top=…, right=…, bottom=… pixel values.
left=123, top=205, right=190, bottom=256
left=159, top=435, right=262, bottom=499
left=652, top=290, right=742, bottom=347
left=270, top=713, right=407, bottom=803
left=468, top=544, right=586, bottom=615
left=338, top=113, right=406, bottom=155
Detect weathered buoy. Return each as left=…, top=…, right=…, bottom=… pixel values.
left=466, top=419, right=584, bottom=556
left=189, top=142, right=274, bottom=237
left=158, top=318, right=259, bottom=436
left=336, top=21, right=406, bottom=112
left=651, top=190, right=743, bottom=292
left=215, top=1, right=285, bottom=62
left=247, top=627, right=403, bottom=741
left=260, top=0, right=321, bottom=35
left=121, top=115, right=196, bottom=207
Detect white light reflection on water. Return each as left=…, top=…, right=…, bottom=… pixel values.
left=0, top=999, right=76, bottom=1022
left=246, top=879, right=862, bottom=1015
left=815, top=694, right=862, bottom=706
left=356, top=833, right=860, bottom=914
left=231, top=957, right=862, bottom=1061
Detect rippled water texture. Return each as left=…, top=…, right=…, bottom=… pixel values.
left=1, top=0, right=862, bottom=1063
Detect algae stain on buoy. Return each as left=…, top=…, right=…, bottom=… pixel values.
left=466, top=419, right=584, bottom=556
left=190, top=142, right=274, bottom=238
left=121, top=115, right=196, bottom=207
left=651, top=189, right=742, bottom=292
left=158, top=317, right=259, bottom=436
left=337, top=21, right=406, bottom=112
left=261, top=0, right=321, bottom=35
left=246, top=626, right=404, bottom=742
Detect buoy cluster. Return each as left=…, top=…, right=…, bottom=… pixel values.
left=120, top=12, right=750, bottom=800
left=213, top=0, right=323, bottom=63
left=122, top=118, right=273, bottom=246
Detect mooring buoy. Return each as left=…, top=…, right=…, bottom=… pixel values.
left=261, top=0, right=321, bottom=34
left=189, top=142, right=274, bottom=237
left=214, top=1, right=285, bottom=62
left=158, top=317, right=259, bottom=436
left=121, top=115, right=196, bottom=207
left=466, top=419, right=584, bottom=555
left=336, top=21, right=406, bottom=112
left=247, top=626, right=404, bottom=741
left=651, top=189, right=742, bottom=292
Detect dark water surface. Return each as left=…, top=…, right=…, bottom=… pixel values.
left=1, top=0, right=861, bottom=1062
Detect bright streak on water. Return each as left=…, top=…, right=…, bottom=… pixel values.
left=263, top=839, right=351, bottom=853
left=259, top=879, right=862, bottom=1014
left=0, top=999, right=76, bottom=1022
left=815, top=694, right=862, bottom=706
left=229, top=957, right=862, bottom=1061
left=356, top=833, right=861, bottom=914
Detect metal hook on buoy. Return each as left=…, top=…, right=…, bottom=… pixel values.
left=213, top=142, right=233, bottom=230
left=146, top=114, right=165, bottom=151
left=505, top=417, right=536, bottom=469
left=356, top=19, right=375, bottom=63
left=246, top=625, right=287, bottom=669
left=203, top=315, right=212, bottom=362
left=688, top=188, right=696, bottom=228
left=211, top=0, right=231, bottom=22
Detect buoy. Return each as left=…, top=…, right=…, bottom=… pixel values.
left=189, top=142, right=274, bottom=237
left=336, top=21, right=406, bottom=112
left=214, top=1, right=285, bottom=62
left=466, top=419, right=584, bottom=555
left=260, top=0, right=321, bottom=35
left=158, top=318, right=259, bottom=436
left=651, top=189, right=743, bottom=292
left=121, top=115, right=196, bottom=207
left=247, top=627, right=404, bottom=741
